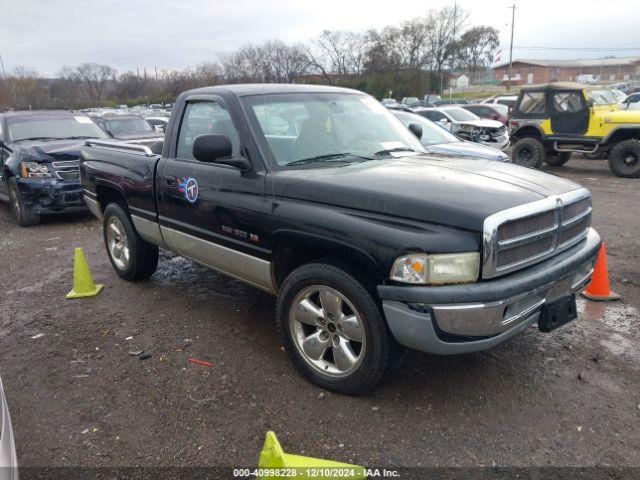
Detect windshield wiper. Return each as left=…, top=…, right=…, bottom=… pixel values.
left=13, top=136, right=64, bottom=142
left=63, top=135, right=95, bottom=139
left=374, top=147, right=418, bottom=156
left=285, top=152, right=360, bottom=166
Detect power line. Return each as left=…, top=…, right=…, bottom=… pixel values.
left=508, top=46, right=640, bottom=51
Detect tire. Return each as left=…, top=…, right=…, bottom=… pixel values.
left=276, top=262, right=395, bottom=395
left=510, top=137, right=545, bottom=168
left=545, top=151, right=571, bottom=167
left=608, top=139, right=640, bottom=178
left=7, top=178, right=40, bottom=226
left=102, top=203, right=159, bottom=280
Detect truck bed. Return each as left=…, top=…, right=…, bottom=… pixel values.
left=80, top=139, right=162, bottom=221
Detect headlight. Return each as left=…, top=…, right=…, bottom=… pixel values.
left=21, top=161, right=52, bottom=178
left=390, top=252, right=480, bottom=285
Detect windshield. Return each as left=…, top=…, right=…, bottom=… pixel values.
left=443, top=107, right=479, bottom=122
left=587, top=88, right=618, bottom=105
left=243, top=92, right=426, bottom=168
left=7, top=114, right=107, bottom=142
left=105, top=117, right=154, bottom=134
left=492, top=104, right=509, bottom=115
left=392, top=111, right=458, bottom=145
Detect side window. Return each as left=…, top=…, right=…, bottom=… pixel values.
left=553, top=92, right=584, bottom=113
left=519, top=91, right=546, bottom=114
left=176, top=100, right=240, bottom=160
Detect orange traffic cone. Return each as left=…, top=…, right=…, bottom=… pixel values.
left=581, top=243, right=621, bottom=301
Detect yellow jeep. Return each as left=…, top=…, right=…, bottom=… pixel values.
left=508, top=82, right=640, bottom=177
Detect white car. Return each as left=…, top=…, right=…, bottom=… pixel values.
left=412, top=106, right=509, bottom=150
left=483, top=95, right=518, bottom=110
left=0, top=376, right=18, bottom=480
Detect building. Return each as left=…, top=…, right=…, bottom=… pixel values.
left=492, top=57, right=640, bottom=86
left=451, top=74, right=469, bottom=89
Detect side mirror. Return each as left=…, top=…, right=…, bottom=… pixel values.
left=586, top=99, right=594, bottom=108
left=192, top=134, right=250, bottom=172
left=408, top=123, right=423, bottom=139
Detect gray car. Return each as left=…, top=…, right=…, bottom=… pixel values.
left=0, top=376, right=17, bottom=480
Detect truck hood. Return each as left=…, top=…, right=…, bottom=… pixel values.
left=15, top=138, right=89, bottom=162
left=269, top=155, right=582, bottom=232
left=425, top=141, right=508, bottom=161
left=457, top=118, right=504, bottom=130
left=596, top=109, right=640, bottom=124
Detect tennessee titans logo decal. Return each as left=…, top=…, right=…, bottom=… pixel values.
left=177, top=177, right=198, bottom=204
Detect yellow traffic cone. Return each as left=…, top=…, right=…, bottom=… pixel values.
left=66, top=247, right=104, bottom=299
left=258, top=431, right=366, bottom=480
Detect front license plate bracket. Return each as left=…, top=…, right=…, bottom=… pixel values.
left=539, top=294, right=577, bottom=332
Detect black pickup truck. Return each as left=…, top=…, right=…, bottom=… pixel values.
left=80, top=84, right=601, bottom=394
left=0, top=110, right=108, bottom=225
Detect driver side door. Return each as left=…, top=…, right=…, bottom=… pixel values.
left=549, top=90, right=589, bottom=136
left=157, top=96, right=273, bottom=291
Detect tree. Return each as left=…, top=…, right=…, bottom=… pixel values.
left=457, top=26, right=500, bottom=84
left=59, top=63, right=116, bottom=102
left=309, top=30, right=366, bottom=82
left=426, top=6, right=468, bottom=91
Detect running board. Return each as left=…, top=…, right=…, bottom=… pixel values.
left=553, top=141, right=599, bottom=154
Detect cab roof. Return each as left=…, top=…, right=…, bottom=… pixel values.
left=1, top=109, right=78, bottom=118
left=520, top=82, right=587, bottom=92
left=184, top=83, right=363, bottom=97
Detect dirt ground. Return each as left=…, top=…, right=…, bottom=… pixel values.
left=1, top=157, right=639, bottom=477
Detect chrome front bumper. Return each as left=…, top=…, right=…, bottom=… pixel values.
left=378, top=228, right=601, bottom=355
left=0, top=377, right=18, bottom=480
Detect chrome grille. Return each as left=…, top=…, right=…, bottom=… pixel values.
left=52, top=160, right=80, bottom=180
left=497, top=210, right=555, bottom=241
left=483, top=189, right=592, bottom=278
left=496, top=236, right=555, bottom=268
left=562, top=197, right=591, bottom=222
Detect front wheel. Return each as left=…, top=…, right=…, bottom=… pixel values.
left=103, top=203, right=159, bottom=280
left=7, top=178, right=40, bottom=226
left=510, top=137, right=545, bottom=168
left=276, top=262, right=394, bottom=395
left=608, top=139, right=640, bottom=178
left=545, top=151, right=571, bottom=167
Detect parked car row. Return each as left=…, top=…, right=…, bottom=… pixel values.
left=0, top=108, right=169, bottom=226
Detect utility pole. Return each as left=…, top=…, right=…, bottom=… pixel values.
left=507, top=3, right=516, bottom=91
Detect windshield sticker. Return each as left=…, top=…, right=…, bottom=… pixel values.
left=74, top=116, right=93, bottom=124
left=177, top=177, right=199, bottom=204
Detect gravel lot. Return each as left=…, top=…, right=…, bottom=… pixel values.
left=1, top=157, right=639, bottom=476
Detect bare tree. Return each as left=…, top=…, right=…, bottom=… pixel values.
left=457, top=26, right=500, bottom=83
left=310, top=30, right=366, bottom=81
left=60, top=63, right=116, bottom=102
left=426, top=6, right=469, bottom=89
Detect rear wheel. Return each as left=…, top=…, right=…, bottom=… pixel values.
left=608, top=139, right=640, bottom=178
left=276, top=262, right=395, bottom=395
left=545, top=151, right=571, bottom=167
left=7, top=178, right=40, bottom=226
left=103, top=203, right=159, bottom=280
left=510, top=137, right=545, bottom=168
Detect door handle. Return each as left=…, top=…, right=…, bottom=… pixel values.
left=164, top=178, right=176, bottom=187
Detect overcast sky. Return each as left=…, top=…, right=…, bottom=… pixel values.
left=1, top=0, right=639, bottom=77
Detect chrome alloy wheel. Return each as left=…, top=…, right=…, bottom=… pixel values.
left=106, top=216, right=130, bottom=270
left=289, top=285, right=366, bottom=377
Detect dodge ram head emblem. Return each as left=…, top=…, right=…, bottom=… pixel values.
left=177, top=177, right=199, bottom=204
